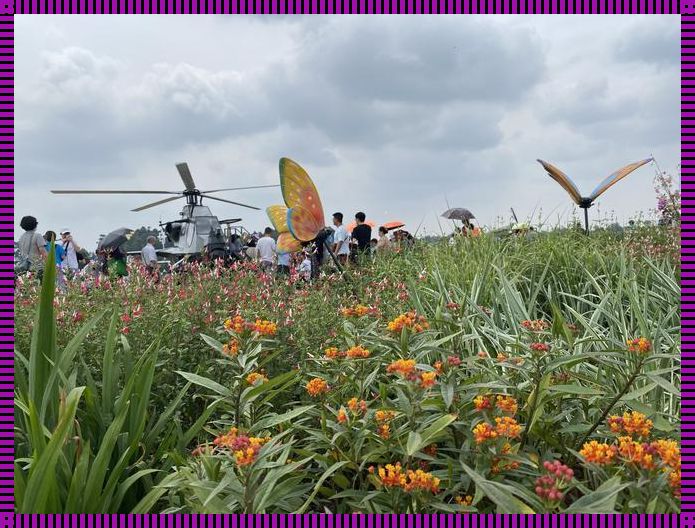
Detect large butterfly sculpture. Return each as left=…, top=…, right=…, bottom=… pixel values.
left=537, top=157, right=652, bottom=233
left=266, top=158, right=326, bottom=254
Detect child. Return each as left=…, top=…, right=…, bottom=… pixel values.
left=298, top=250, right=312, bottom=282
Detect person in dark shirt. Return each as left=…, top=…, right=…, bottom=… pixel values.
left=351, top=212, right=372, bottom=264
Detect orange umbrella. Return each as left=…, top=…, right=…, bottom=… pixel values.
left=346, top=219, right=376, bottom=233
left=382, top=220, right=405, bottom=231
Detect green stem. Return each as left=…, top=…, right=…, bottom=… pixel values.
left=521, top=362, right=543, bottom=447
left=577, top=355, right=646, bottom=449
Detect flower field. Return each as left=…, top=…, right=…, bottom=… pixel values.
left=14, top=226, right=680, bottom=513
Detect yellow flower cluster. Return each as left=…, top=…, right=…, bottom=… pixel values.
left=375, top=463, right=440, bottom=493
left=375, top=410, right=396, bottom=439
left=626, top=337, right=651, bottom=354
left=495, top=395, right=518, bottom=414
left=420, top=371, right=437, bottom=389
left=346, top=345, right=371, bottom=359
left=222, top=339, right=239, bottom=356
left=251, top=319, right=277, bottom=336
left=494, top=416, right=522, bottom=439
left=340, top=305, right=373, bottom=317
left=473, top=422, right=497, bottom=444
left=348, top=397, right=368, bottom=415
left=246, top=372, right=268, bottom=385
left=387, top=312, right=429, bottom=334
left=305, top=377, right=330, bottom=397
left=337, top=407, right=348, bottom=424
left=224, top=315, right=246, bottom=333
left=474, top=395, right=492, bottom=411
left=579, top=441, right=617, bottom=465
left=212, top=427, right=271, bottom=467
left=616, top=436, right=655, bottom=470
left=386, top=359, right=416, bottom=377
left=608, top=411, right=653, bottom=438
left=455, top=495, right=473, bottom=506
left=324, top=347, right=344, bottom=359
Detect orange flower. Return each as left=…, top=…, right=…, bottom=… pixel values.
left=340, top=305, right=372, bottom=317
left=386, top=359, right=417, bottom=378
left=306, top=377, right=330, bottom=397
left=419, top=371, right=437, bottom=389
left=246, top=372, right=268, bottom=385
left=608, top=411, right=652, bottom=438
left=214, top=428, right=270, bottom=467
left=434, top=361, right=443, bottom=374
left=521, top=319, right=550, bottom=332
left=496, top=353, right=508, bottom=362
left=579, top=441, right=616, bottom=465
left=495, top=416, right=522, bottom=439
left=651, top=439, right=680, bottom=468
left=626, top=337, right=651, bottom=354
left=224, top=315, right=246, bottom=333
left=387, top=312, right=429, bottom=333
left=616, top=436, right=655, bottom=470
left=473, top=422, right=498, bottom=444
left=474, top=395, right=492, bottom=411
left=495, top=395, right=518, bottom=414
left=337, top=407, right=348, bottom=424
left=347, top=397, right=367, bottom=415
left=377, top=463, right=406, bottom=488
left=375, top=410, right=397, bottom=423
left=668, top=467, right=680, bottom=497
left=403, top=469, right=440, bottom=493
left=530, top=342, right=550, bottom=353
left=251, top=319, right=277, bottom=336
left=455, top=495, right=473, bottom=506
left=346, top=345, right=370, bottom=359
left=324, top=347, right=344, bottom=359
left=222, top=339, right=240, bottom=356
left=377, top=424, right=391, bottom=439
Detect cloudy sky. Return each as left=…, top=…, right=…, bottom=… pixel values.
left=16, top=15, right=679, bottom=247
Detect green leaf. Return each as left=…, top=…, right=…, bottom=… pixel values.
left=462, top=464, right=535, bottom=513
left=646, top=374, right=679, bottom=396
left=22, top=386, right=84, bottom=513
left=406, top=414, right=456, bottom=455
left=252, top=405, right=315, bottom=432
left=176, top=371, right=232, bottom=397
left=548, top=384, right=605, bottom=396
left=620, top=382, right=658, bottom=402
left=564, top=476, right=630, bottom=513
left=295, top=461, right=348, bottom=513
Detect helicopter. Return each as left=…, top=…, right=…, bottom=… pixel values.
left=51, top=162, right=279, bottom=261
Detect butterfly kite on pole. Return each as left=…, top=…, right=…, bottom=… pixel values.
left=266, top=157, right=327, bottom=254
left=537, top=157, right=652, bottom=234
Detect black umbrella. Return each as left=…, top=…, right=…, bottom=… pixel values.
left=441, top=208, right=475, bottom=221
left=98, top=228, right=133, bottom=251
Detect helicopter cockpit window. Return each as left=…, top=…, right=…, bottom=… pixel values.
left=166, top=222, right=184, bottom=243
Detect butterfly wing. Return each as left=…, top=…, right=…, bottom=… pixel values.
left=267, top=205, right=290, bottom=233
left=589, top=158, right=653, bottom=202
left=277, top=232, right=303, bottom=254
left=537, top=159, right=583, bottom=205
left=279, top=157, right=325, bottom=228
left=287, top=204, right=324, bottom=242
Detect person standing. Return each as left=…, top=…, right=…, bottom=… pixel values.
left=141, top=236, right=158, bottom=277
left=351, top=212, right=372, bottom=264
left=376, top=226, right=392, bottom=253
left=44, top=231, right=66, bottom=290
left=297, top=250, right=312, bottom=282
left=17, top=216, right=47, bottom=277
left=277, top=251, right=291, bottom=275
left=256, top=227, right=277, bottom=272
left=60, top=229, right=82, bottom=276
left=331, top=212, right=350, bottom=265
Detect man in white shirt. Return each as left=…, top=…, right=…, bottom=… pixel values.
left=141, top=236, right=158, bottom=277
left=331, top=212, right=350, bottom=265
left=256, top=227, right=277, bottom=272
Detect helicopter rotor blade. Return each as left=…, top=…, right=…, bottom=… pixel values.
left=202, top=184, right=281, bottom=193
left=131, top=195, right=184, bottom=212
left=199, top=194, right=260, bottom=211
left=51, top=190, right=180, bottom=195
left=176, top=162, right=196, bottom=191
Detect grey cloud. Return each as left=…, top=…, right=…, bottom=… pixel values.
left=614, top=17, right=679, bottom=67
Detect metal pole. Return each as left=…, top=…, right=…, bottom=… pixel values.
left=323, top=240, right=343, bottom=273
left=583, top=206, right=589, bottom=235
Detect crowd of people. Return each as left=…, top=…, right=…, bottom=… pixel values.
left=16, top=210, right=441, bottom=286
